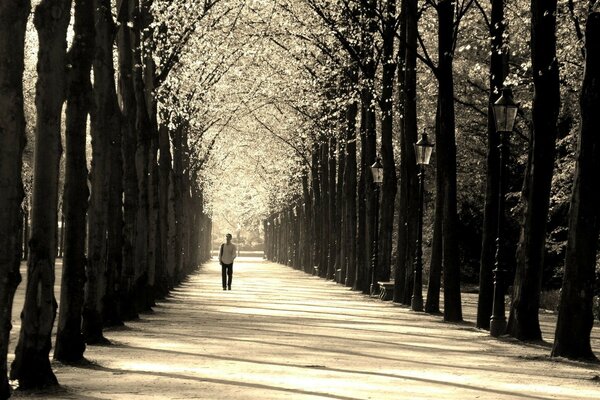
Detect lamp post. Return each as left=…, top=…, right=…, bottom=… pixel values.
left=412, top=131, right=434, bottom=311
left=490, top=87, right=518, bottom=337
left=370, top=157, right=384, bottom=296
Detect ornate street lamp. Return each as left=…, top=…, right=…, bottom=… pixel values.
left=370, top=157, right=384, bottom=296
left=412, top=131, right=434, bottom=311
left=490, top=87, right=518, bottom=337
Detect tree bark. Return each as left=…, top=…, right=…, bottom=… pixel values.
left=132, top=0, right=151, bottom=310
left=141, top=0, right=161, bottom=305
left=116, top=0, right=139, bottom=321
left=395, top=0, right=419, bottom=305
left=378, top=0, right=397, bottom=285
left=158, top=122, right=175, bottom=291
left=301, top=171, right=313, bottom=273
left=437, top=0, right=462, bottom=322
left=55, top=0, right=93, bottom=362
left=356, top=0, right=378, bottom=294
left=0, top=1, right=29, bottom=396
left=83, top=0, right=119, bottom=344
left=171, top=124, right=185, bottom=283
left=425, top=193, right=443, bottom=314
left=507, top=0, right=560, bottom=341
left=343, top=91, right=358, bottom=288
left=477, top=0, right=508, bottom=330
left=311, top=143, right=322, bottom=273
left=319, top=140, right=330, bottom=277
left=328, top=136, right=337, bottom=279
left=10, top=0, right=71, bottom=388
left=104, top=94, right=124, bottom=327
left=551, top=12, right=600, bottom=361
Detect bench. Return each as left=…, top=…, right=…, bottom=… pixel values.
left=378, top=281, right=395, bottom=301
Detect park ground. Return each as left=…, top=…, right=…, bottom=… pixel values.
left=7, top=257, right=600, bottom=399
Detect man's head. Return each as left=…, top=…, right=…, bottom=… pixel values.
left=226, top=233, right=232, bottom=243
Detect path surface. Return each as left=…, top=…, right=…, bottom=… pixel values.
left=10, top=257, right=600, bottom=399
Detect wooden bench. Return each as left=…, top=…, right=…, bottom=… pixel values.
left=378, top=281, right=395, bottom=301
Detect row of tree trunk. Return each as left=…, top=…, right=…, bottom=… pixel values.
left=268, top=0, right=599, bottom=362
left=0, top=0, right=213, bottom=395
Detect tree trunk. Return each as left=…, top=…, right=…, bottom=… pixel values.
left=0, top=1, right=29, bottom=396
left=311, top=143, right=322, bottom=273
left=551, top=12, right=600, bottom=361
left=301, top=171, right=313, bottom=273
left=319, top=140, right=330, bottom=277
left=507, top=0, right=560, bottom=341
left=104, top=92, right=124, bottom=327
left=344, top=94, right=358, bottom=288
left=132, top=0, right=151, bottom=310
left=55, top=0, right=93, bottom=362
left=158, top=122, right=175, bottom=291
left=104, top=0, right=126, bottom=327
left=328, top=136, right=337, bottom=279
left=171, top=125, right=185, bottom=283
left=83, top=0, right=120, bottom=344
left=142, top=0, right=160, bottom=305
left=357, top=0, right=379, bottom=293
left=437, top=0, right=462, bottom=322
left=477, top=0, right=508, bottom=330
left=395, top=0, right=419, bottom=305
left=336, top=134, right=346, bottom=283
left=116, top=0, right=139, bottom=321
left=378, top=0, right=397, bottom=284
left=10, top=0, right=71, bottom=388
left=425, top=193, right=443, bottom=314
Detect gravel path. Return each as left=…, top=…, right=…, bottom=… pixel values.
left=10, top=257, right=600, bottom=399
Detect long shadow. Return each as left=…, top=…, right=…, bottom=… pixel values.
left=13, top=384, right=106, bottom=400
left=121, top=327, right=580, bottom=380
left=163, top=297, right=447, bottom=326
left=138, top=299, right=578, bottom=355
left=77, top=363, right=363, bottom=400
left=94, top=344, right=557, bottom=400
left=168, top=289, right=600, bottom=357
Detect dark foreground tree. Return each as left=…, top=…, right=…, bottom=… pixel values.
left=551, top=12, right=600, bottom=361
left=83, top=0, right=120, bottom=344
left=436, top=0, right=462, bottom=322
left=0, top=0, right=30, bottom=396
left=10, top=0, right=72, bottom=389
left=55, top=0, right=94, bottom=362
left=507, top=0, right=560, bottom=341
left=477, top=0, right=508, bottom=330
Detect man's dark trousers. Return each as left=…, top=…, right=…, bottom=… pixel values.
left=222, top=263, right=233, bottom=290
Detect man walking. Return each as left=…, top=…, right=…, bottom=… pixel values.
left=219, top=233, right=237, bottom=290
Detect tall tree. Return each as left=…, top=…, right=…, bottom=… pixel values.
left=360, top=0, right=378, bottom=294
left=116, top=0, right=140, bottom=321
left=55, top=0, right=94, bottom=361
left=377, top=0, right=398, bottom=284
left=10, top=0, right=72, bottom=388
left=436, top=0, right=462, bottom=322
left=551, top=11, right=600, bottom=361
left=507, top=0, right=560, bottom=341
left=132, top=0, right=152, bottom=310
left=477, top=0, right=508, bottom=330
left=395, top=0, right=419, bottom=305
left=343, top=67, right=358, bottom=288
left=83, top=0, right=120, bottom=344
left=0, top=0, right=30, bottom=396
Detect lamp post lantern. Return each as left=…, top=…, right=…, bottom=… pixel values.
left=370, top=157, right=384, bottom=296
left=412, top=131, right=434, bottom=311
left=490, top=87, right=518, bottom=337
